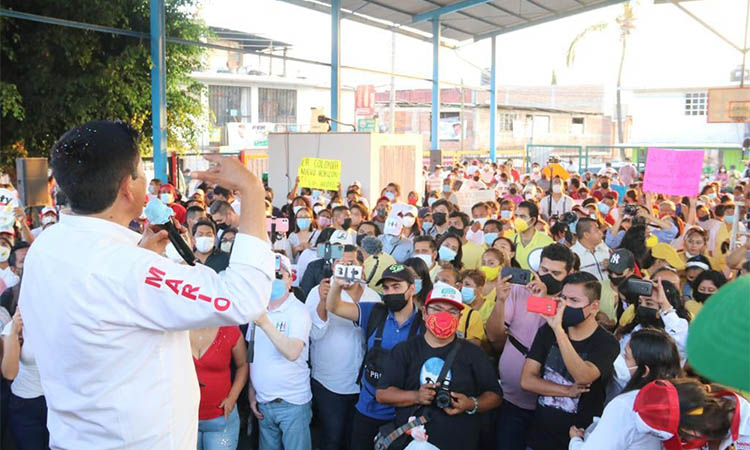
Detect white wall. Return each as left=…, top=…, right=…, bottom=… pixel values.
left=629, top=90, right=744, bottom=145
left=267, top=133, right=422, bottom=208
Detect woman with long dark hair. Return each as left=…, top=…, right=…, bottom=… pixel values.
left=619, top=224, right=651, bottom=270
left=616, top=279, right=690, bottom=364
left=435, top=233, right=464, bottom=272
left=569, top=328, right=683, bottom=450
left=288, top=206, right=320, bottom=262
left=403, top=256, right=433, bottom=309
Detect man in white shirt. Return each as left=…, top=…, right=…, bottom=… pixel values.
left=618, top=158, right=638, bottom=186
left=539, top=178, right=574, bottom=222
left=248, top=253, right=313, bottom=450
left=305, top=247, right=380, bottom=450
left=571, top=218, right=611, bottom=281
left=19, top=121, right=275, bottom=449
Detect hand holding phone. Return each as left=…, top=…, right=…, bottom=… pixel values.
left=502, top=267, right=532, bottom=285
left=527, top=296, right=558, bottom=316
left=334, top=264, right=363, bottom=284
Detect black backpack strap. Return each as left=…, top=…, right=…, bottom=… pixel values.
left=366, top=255, right=381, bottom=284
left=357, top=303, right=389, bottom=386
left=463, top=309, right=474, bottom=339
left=507, top=332, right=529, bottom=356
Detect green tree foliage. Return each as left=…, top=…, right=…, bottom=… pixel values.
left=0, top=0, right=208, bottom=172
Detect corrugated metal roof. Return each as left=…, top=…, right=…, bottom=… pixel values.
left=279, top=0, right=627, bottom=43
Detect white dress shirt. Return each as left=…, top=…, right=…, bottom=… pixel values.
left=19, top=213, right=274, bottom=450
left=305, top=284, right=380, bottom=395
left=571, top=241, right=611, bottom=281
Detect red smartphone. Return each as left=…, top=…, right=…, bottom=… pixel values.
left=527, top=296, right=558, bottom=316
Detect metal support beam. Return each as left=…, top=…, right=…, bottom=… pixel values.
left=670, top=0, right=744, bottom=53
left=431, top=19, right=440, bottom=152
left=474, top=0, right=627, bottom=41
left=412, top=0, right=492, bottom=24
left=489, top=36, right=497, bottom=162
left=331, top=0, right=341, bottom=131
left=150, top=0, right=167, bottom=182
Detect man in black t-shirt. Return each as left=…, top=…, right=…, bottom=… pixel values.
left=376, top=282, right=502, bottom=450
left=521, top=272, right=619, bottom=450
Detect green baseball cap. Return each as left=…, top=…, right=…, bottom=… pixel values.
left=686, top=275, right=750, bottom=391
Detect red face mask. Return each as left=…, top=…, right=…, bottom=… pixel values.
left=425, top=311, right=459, bottom=339
left=408, top=198, right=417, bottom=206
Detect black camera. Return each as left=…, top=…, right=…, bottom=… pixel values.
left=435, top=380, right=452, bottom=409
left=624, top=204, right=640, bottom=217
left=558, top=212, right=578, bottom=225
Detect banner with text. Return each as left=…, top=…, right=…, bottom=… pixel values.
left=454, top=190, right=496, bottom=215
left=642, top=148, right=704, bottom=197
left=298, top=158, right=342, bottom=191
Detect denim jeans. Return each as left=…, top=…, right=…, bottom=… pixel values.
left=197, top=408, right=240, bottom=450
left=312, top=379, right=358, bottom=450
left=7, top=392, right=49, bottom=450
left=257, top=399, right=312, bottom=450
left=496, top=400, right=535, bottom=450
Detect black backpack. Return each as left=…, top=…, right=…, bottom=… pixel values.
left=359, top=303, right=423, bottom=387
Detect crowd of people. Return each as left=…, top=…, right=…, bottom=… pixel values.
left=0, top=124, right=749, bottom=450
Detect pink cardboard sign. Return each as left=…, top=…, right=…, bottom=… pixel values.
left=642, top=148, right=704, bottom=197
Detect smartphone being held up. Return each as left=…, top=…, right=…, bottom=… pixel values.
left=527, top=296, right=558, bottom=316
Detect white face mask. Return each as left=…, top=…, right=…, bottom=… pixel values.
left=220, top=241, right=233, bottom=253
left=195, top=236, right=214, bottom=254
left=0, top=246, right=9, bottom=262
left=613, top=353, right=638, bottom=385
left=402, top=215, right=416, bottom=228
left=474, top=217, right=488, bottom=227
left=148, top=185, right=156, bottom=195
left=552, top=184, right=562, bottom=194
left=41, top=215, right=56, bottom=225
left=415, top=253, right=433, bottom=267
left=160, top=193, right=174, bottom=205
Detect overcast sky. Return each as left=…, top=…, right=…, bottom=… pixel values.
left=200, top=0, right=746, bottom=92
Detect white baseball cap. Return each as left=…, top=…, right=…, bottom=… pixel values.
left=425, top=282, right=464, bottom=310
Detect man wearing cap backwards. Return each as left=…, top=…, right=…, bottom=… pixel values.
left=375, top=282, right=502, bottom=450
left=521, top=271, right=619, bottom=450
left=326, top=264, right=424, bottom=450
left=18, top=121, right=275, bottom=449
left=247, top=253, right=313, bottom=450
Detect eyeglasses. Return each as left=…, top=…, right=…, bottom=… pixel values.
left=426, top=305, right=461, bottom=317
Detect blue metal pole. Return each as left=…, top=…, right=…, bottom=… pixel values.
left=431, top=19, right=440, bottom=152
left=489, top=36, right=497, bottom=163
left=330, top=0, right=341, bottom=131
left=150, top=0, right=167, bottom=182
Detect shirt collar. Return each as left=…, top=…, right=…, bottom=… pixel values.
left=59, top=213, right=141, bottom=245
left=387, top=305, right=418, bottom=329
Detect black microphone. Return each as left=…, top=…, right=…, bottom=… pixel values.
left=144, top=199, right=197, bottom=266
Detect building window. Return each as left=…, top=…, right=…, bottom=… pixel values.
left=533, top=115, right=550, bottom=134
left=685, top=92, right=706, bottom=116
left=258, top=88, right=297, bottom=125
left=572, top=117, right=584, bottom=135
left=499, top=113, right=517, bottom=132
left=209, top=86, right=251, bottom=126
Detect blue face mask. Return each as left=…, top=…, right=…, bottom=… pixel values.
left=428, top=197, right=437, bottom=207
left=439, top=246, right=457, bottom=262
left=385, top=192, right=396, bottom=201
left=484, top=232, right=499, bottom=246
left=296, top=218, right=312, bottom=230
left=726, top=215, right=735, bottom=224
left=270, top=278, right=288, bottom=300
left=461, top=286, right=476, bottom=304
left=421, top=221, right=433, bottom=233
left=500, top=210, right=512, bottom=220
left=443, top=185, right=451, bottom=193
left=414, top=279, right=423, bottom=295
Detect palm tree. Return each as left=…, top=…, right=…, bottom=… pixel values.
left=566, top=2, right=636, bottom=154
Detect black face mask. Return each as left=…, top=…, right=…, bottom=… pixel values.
left=217, top=222, right=230, bottom=231
left=635, top=305, right=663, bottom=328
left=693, top=291, right=711, bottom=303
left=356, top=233, right=366, bottom=246
left=448, top=226, right=464, bottom=237
left=342, top=218, right=352, bottom=230
left=697, top=215, right=709, bottom=223
left=609, top=274, right=626, bottom=287
left=433, top=212, right=447, bottom=226
left=382, top=293, right=408, bottom=312
left=601, top=182, right=610, bottom=189
left=540, top=273, right=564, bottom=295
left=377, top=208, right=387, bottom=219
left=562, top=306, right=586, bottom=327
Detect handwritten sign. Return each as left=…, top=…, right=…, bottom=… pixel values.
left=642, top=148, right=704, bottom=197
left=298, top=158, right=341, bottom=191
left=454, top=190, right=496, bottom=215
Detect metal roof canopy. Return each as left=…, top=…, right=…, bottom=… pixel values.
left=279, top=0, right=629, bottom=44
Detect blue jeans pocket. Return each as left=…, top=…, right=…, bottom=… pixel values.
left=199, top=415, right=229, bottom=433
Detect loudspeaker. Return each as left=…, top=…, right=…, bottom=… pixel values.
left=15, top=158, right=49, bottom=207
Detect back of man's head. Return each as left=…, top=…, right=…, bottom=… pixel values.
left=50, top=121, right=140, bottom=214
left=209, top=200, right=233, bottom=217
